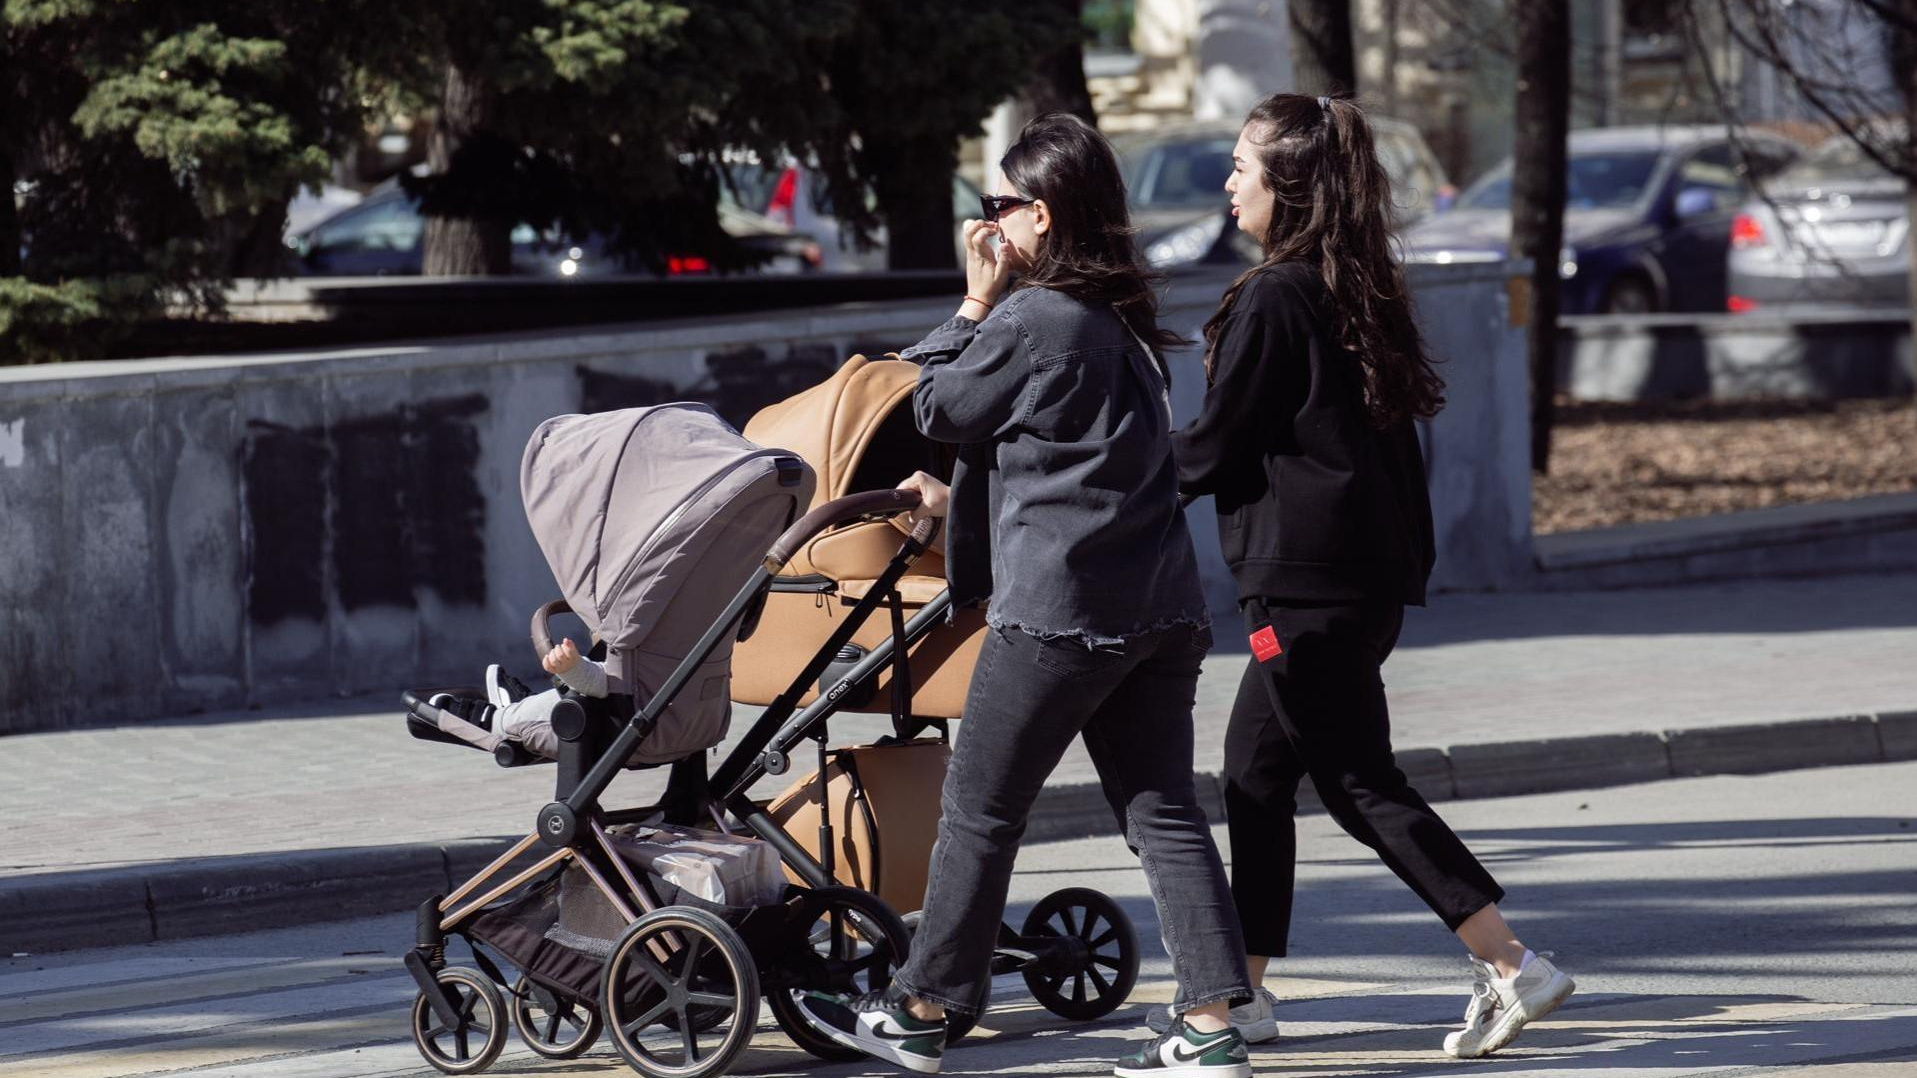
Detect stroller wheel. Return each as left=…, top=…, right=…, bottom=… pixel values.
left=508, top=974, right=602, bottom=1059
left=602, top=906, right=760, bottom=1078
left=409, top=966, right=508, bottom=1074
left=767, top=886, right=914, bottom=1061
left=1020, top=887, right=1139, bottom=1021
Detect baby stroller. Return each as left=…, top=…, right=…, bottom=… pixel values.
left=400, top=402, right=937, bottom=1077
left=716, top=355, right=1144, bottom=1040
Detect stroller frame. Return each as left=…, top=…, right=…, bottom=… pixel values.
left=404, top=488, right=934, bottom=1077
left=675, top=517, right=1141, bottom=1032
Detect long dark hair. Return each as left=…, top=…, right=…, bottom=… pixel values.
left=1000, top=112, right=1185, bottom=359
left=1203, top=93, right=1444, bottom=428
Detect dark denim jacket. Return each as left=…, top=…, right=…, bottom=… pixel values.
left=903, top=285, right=1210, bottom=647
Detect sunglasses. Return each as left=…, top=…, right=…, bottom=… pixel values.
left=980, top=194, right=1036, bottom=223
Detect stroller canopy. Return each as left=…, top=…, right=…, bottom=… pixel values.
left=521, top=403, right=815, bottom=706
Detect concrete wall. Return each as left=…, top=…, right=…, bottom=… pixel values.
left=1559, top=311, right=1916, bottom=402
left=0, top=264, right=1527, bottom=732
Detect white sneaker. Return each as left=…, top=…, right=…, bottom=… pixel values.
left=484, top=664, right=532, bottom=707
left=1144, top=988, right=1280, bottom=1044
left=1443, top=952, right=1575, bottom=1058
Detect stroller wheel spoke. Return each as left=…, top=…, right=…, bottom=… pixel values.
left=543, top=1012, right=563, bottom=1040
left=1079, top=911, right=1103, bottom=942
left=1092, top=953, right=1122, bottom=970
left=689, top=990, right=735, bottom=1009
left=624, top=999, right=671, bottom=1036
left=1071, top=971, right=1086, bottom=1006
left=678, top=933, right=707, bottom=986
left=1089, top=927, right=1119, bottom=948
left=629, top=952, right=673, bottom=991
left=1058, top=908, right=1080, bottom=938
left=1087, top=964, right=1111, bottom=995
left=454, top=1028, right=469, bottom=1060
left=681, top=1018, right=701, bottom=1063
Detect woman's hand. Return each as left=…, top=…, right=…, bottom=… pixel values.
left=542, top=638, right=582, bottom=676
left=897, top=471, right=951, bottom=522
left=959, top=218, right=1013, bottom=317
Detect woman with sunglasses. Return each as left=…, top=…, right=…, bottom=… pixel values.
left=797, top=112, right=1256, bottom=1078
left=1168, top=92, right=1575, bottom=1060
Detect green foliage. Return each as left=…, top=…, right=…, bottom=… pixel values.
left=3, top=0, right=407, bottom=360
left=1, top=0, right=1087, bottom=358
left=0, top=277, right=154, bottom=364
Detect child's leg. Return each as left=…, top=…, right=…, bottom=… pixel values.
left=496, top=689, right=564, bottom=759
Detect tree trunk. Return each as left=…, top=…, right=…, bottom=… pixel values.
left=1026, top=0, right=1097, bottom=125
left=876, top=136, right=961, bottom=271
left=1510, top=0, right=1571, bottom=475
left=1381, top=0, right=1401, bottom=116
left=0, top=144, right=20, bottom=278
left=422, top=60, right=512, bottom=277
left=1288, top=0, right=1356, bottom=96
left=1895, top=0, right=1917, bottom=396
left=227, top=194, right=295, bottom=279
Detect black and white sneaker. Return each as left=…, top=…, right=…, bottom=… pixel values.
left=428, top=692, right=497, bottom=732
left=794, top=987, right=944, bottom=1073
left=1114, top=1018, right=1252, bottom=1078
left=483, top=665, right=532, bottom=708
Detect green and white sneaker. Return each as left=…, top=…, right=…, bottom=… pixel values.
left=1115, top=1018, right=1252, bottom=1078
left=795, top=987, right=945, bottom=1073
left=1145, top=987, right=1280, bottom=1044
left=1444, top=951, right=1576, bottom=1058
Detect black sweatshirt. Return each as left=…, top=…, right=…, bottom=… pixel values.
left=1172, top=261, right=1436, bottom=607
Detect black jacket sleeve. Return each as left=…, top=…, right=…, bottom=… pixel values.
left=1173, top=271, right=1312, bottom=497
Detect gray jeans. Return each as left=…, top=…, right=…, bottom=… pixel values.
left=894, top=622, right=1252, bottom=1016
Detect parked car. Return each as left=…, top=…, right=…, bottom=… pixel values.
left=1114, top=116, right=1455, bottom=269
left=288, top=180, right=812, bottom=278
left=1727, top=123, right=1909, bottom=312
left=722, top=158, right=982, bottom=271
left=1403, top=125, right=1801, bottom=314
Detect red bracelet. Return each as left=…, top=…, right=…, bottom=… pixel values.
left=963, top=295, right=994, bottom=309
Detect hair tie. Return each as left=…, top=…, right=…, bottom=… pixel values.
left=1317, top=95, right=1331, bottom=110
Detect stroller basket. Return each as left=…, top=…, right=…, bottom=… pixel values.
left=471, top=861, right=801, bottom=1003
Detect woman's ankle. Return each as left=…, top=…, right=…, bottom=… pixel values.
left=904, top=996, right=945, bottom=1023
left=1182, top=1001, right=1229, bottom=1034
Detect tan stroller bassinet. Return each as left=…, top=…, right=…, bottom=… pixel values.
left=730, top=353, right=986, bottom=720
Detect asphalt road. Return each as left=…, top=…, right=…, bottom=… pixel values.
left=5, top=762, right=1915, bottom=1078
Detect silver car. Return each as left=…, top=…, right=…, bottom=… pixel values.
left=1727, top=124, right=1910, bottom=311
left=1115, top=116, right=1454, bottom=269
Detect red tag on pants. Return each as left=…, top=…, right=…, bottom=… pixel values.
left=1249, top=625, right=1283, bottom=663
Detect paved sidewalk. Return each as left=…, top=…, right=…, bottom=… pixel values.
left=7, top=762, right=1916, bottom=1076
left=2, top=572, right=1914, bottom=952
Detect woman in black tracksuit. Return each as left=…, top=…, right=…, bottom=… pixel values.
left=1170, top=92, right=1575, bottom=1061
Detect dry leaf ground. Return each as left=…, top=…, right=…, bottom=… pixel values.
left=1532, top=396, right=1917, bottom=534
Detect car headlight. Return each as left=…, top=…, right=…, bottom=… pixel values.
left=1145, top=214, right=1226, bottom=268
left=1559, top=245, right=1578, bottom=279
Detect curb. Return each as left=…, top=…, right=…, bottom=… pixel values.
left=5, top=708, right=1913, bottom=956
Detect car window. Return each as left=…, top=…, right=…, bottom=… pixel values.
left=308, top=196, right=422, bottom=253
left=723, top=165, right=782, bottom=215
left=1374, top=128, right=1440, bottom=213
left=1778, top=129, right=1902, bottom=184
left=1127, top=137, right=1237, bottom=208
left=1459, top=150, right=1662, bottom=211
left=1679, top=144, right=1744, bottom=196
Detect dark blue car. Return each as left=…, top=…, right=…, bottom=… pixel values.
left=1402, top=126, right=1800, bottom=314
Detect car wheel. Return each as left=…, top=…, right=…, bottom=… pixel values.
left=1602, top=274, right=1658, bottom=315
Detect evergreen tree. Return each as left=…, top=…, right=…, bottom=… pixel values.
left=2, top=0, right=413, bottom=361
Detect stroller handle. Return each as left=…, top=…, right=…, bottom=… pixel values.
left=531, top=598, right=572, bottom=657
left=763, top=489, right=924, bottom=573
